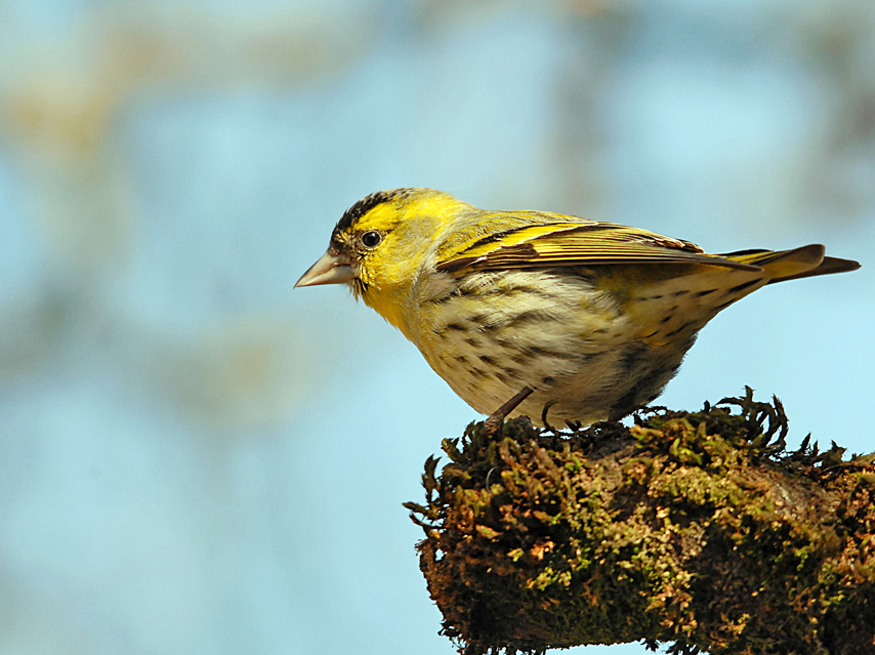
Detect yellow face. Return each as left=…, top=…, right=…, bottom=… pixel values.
left=296, top=188, right=465, bottom=335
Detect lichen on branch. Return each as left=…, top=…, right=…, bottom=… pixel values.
left=406, top=389, right=875, bottom=655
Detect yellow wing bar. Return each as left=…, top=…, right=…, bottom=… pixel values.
left=437, top=221, right=761, bottom=274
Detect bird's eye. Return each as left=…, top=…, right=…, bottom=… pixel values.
left=361, top=231, right=382, bottom=248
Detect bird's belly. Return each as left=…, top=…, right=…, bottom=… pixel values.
left=413, top=269, right=687, bottom=426
left=424, top=332, right=686, bottom=426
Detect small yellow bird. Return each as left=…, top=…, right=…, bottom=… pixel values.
left=297, top=188, right=859, bottom=427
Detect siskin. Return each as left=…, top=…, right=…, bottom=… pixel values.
left=297, top=188, right=860, bottom=427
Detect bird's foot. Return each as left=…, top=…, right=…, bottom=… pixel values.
left=484, top=386, right=534, bottom=434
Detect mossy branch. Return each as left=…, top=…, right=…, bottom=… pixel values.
left=405, top=389, right=875, bottom=655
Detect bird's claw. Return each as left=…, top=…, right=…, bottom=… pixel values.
left=485, top=386, right=534, bottom=434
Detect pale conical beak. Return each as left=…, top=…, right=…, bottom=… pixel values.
left=295, top=251, right=355, bottom=288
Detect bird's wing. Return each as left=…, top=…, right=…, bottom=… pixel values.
left=436, top=219, right=761, bottom=274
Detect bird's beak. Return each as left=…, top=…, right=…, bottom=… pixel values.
left=295, top=251, right=355, bottom=288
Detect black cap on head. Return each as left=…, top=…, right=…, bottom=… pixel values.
left=332, top=188, right=417, bottom=238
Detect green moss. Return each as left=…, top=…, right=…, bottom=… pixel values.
left=407, top=389, right=875, bottom=655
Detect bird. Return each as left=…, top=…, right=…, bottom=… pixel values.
left=296, top=188, right=860, bottom=427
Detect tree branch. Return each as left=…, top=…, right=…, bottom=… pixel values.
left=406, top=389, right=875, bottom=655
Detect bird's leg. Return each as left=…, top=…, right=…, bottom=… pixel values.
left=484, top=386, right=534, bottom=433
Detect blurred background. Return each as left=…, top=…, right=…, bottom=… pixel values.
left=0, top=0, right=872, bottom=653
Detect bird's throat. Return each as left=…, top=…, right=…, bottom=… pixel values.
left=361, top=285, right=417, bottom=344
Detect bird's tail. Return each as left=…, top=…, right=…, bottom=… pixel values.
left=721, top=244, right=860, bottom=284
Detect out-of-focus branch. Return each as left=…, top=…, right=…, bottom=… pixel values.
left=406, top=389, right=875, bottom=655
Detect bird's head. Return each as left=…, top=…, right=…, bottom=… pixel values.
left=296, top=187, right=466, bottom=334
